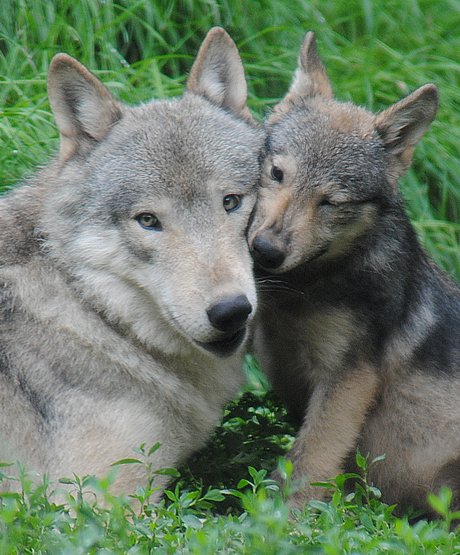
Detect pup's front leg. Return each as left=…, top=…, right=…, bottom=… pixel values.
left=277, top=364, right=379, bottom=511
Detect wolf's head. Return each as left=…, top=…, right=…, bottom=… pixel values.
left=41, top=28, right=263, bottom=359
left=248, top=32, right=438, bottom=274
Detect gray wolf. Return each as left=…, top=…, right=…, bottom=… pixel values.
left=0, top=27, right=263, bottom=500
left=248, top=31, right=460, bottom=518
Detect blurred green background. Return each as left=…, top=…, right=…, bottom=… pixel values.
left=2, top=0, right=460, bottom=280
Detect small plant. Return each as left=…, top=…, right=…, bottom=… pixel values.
left=112, top=442, right=181, bottom=513
left=428, top=486, right=460, bottom=532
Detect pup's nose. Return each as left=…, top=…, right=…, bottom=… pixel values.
left=251, top=235, right=286, bottom=269
left=206, top=295, right=253, bottom=332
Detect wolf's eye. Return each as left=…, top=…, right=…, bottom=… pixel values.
left=223, top=194, right=242, bottom=213
left=270, top=165, right=284, bottom=182
left=136, top=213, right=162, bottom=231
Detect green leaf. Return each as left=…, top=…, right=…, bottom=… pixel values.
left=154, top=467, right=181, bottom=477
left=202, top=489, right=226, bottom=502
left=369, top=486, right=382, bottom=499
left=111, top=458, right=142, bottom=466
left=309, top=500, right=332, bottom=512
left=182, top=514, right=203, bottom=530
left=148, top=443, right=163, bottom=457
left=58, top=477, right=77, bottom=485
left=334, top=472, right=361, bottom=488
left=355, top=451, right=368, bottom=469
left=276, top=457, right=294, bottom=480
left=310, top=481, right=335, bottom=489
left=225, top=488, right=245, bottom=499
left=370, top=454, right=386, bottom=465
left=360, top=512, right=375, bottom=532
left=428, top=486, right=453, bottom=518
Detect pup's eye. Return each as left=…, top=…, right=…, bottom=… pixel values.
left=319, top=198, right=335, bottom=207
left=136, top=213, right=162, bottom=230
left=223, top=194, right=242, bottom=213
left=270, top=165, right=284, bottom=182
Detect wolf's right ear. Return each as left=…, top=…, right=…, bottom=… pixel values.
left=186, top=27, right=254, bottom=123
left=277, top=32, right=333, bottom=110
left=374, top=84, right=439, bottom=178
left=48, top=54, right=122, bottom=160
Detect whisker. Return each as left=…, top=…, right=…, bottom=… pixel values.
left=256, top=276, right=305, bottom=298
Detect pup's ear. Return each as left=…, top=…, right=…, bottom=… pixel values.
left=48, top=54, right=122, bottom=161
left=374, top=84, right=439, bottom=177
left=187, top=27, right=254, bottom=122
left=280, top=31, right=333, bottom=108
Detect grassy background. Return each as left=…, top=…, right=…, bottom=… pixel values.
left=2, top=0, right=460, bottom=278
left=2, top=0, right=460, bottom=552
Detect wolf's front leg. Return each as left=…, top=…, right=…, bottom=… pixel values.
left=278, top=364, right=379, bottom=511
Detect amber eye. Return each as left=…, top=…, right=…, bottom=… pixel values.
left=270, top=165, right=284, bottom=182
left=223, top=194, right=242, bottom=213
left=136, top=213, right=162, bottom=230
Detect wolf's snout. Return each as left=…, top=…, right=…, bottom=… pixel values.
left=206, top=295, right=253, bottom=332
left=250, top=235, right=286, bottom=269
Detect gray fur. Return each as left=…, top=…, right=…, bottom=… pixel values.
left=0, top=27, right=263, bottom=501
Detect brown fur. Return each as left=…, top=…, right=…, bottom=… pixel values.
left=248, top=31, right=460, bottom=519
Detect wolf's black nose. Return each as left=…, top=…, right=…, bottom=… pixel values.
left=207, top=295, right=252, bottom=332
left=251, top=236, right=286, bottom=269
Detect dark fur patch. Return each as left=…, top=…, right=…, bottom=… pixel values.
left=0, top=343, right=10, bottom=375
left=0, top=290, right=16, bottom=322
left=17, top=371, right=52, bottom=423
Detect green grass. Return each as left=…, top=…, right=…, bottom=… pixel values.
left=2, top=0, right=460, bottom=552
left=2, top=0, right=460, bottom=276
left=2, top=413, right=460, bottom=554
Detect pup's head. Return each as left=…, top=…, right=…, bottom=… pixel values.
left=42, top=28, right=264, bottom=358
left=248, top=31, right=438, bottom=274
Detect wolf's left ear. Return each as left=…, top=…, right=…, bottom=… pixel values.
left=279, top=31, right=333, bottom=109
left=187, top=27, right=254, bottom=122
left=374, top=84, right=439, bottom=176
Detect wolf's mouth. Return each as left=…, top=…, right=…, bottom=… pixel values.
left=197, top=328, right=247, bottom=358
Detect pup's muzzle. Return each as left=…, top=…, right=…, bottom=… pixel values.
left=250, top=235, right=286, bottom=270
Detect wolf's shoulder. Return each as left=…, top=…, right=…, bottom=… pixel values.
left=0, top=175, right=49, bottom=265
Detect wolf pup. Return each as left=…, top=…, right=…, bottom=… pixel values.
left=247, top=31, right=460, bottom=518
left=0, top=28, right=263, bottom=500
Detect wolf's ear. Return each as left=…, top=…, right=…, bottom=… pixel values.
left=47, top=54, right=122, bottom=160
left=374, top=84, right=439, bottom=176
left=280, top=32, right=333, bottom=107
left=186, top=27, right=254, bottom=122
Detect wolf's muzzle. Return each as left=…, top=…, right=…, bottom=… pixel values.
left=196, top=295, right=253, bottom=357
left=206, top=295, right=252, bottom=333
left=197, top=328, right=247, bottom=358
left=250, top=235, right=286, bottom=270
